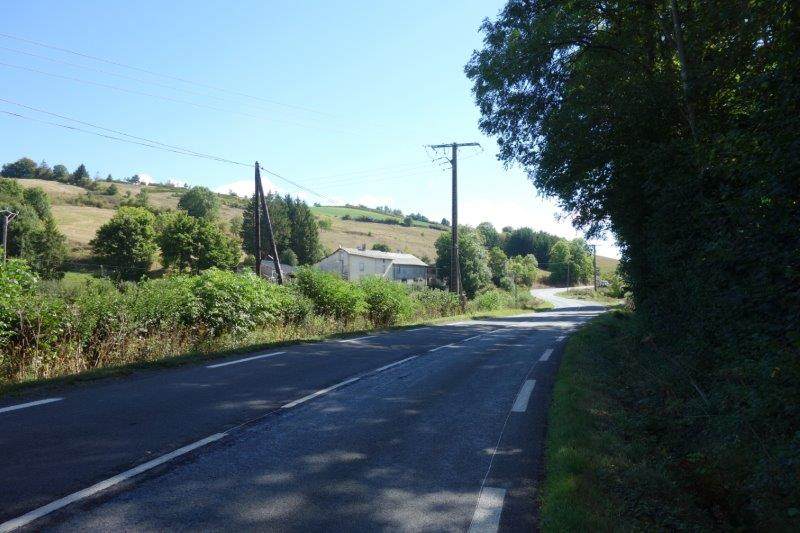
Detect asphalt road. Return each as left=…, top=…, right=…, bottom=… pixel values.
left=0, top=289, right=604, bottom=532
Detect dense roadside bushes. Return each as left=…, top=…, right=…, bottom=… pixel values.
left=0, top=261, right=543, bottom=386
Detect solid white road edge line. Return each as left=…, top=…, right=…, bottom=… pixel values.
left=511, top=380, right=536, bottom=413
left=468, top=487, right=507, bottom=533
left=206, top=351, right=286, bottom=369
left=539, top=348, right=554, bottom=361
left=556, top=335, right=565, bottom=341
left=0, top=397, right=63, bottom=415
left=0, top=433, right=226, bottom=533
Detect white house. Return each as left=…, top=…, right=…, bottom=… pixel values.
left=315, top=247, right=428, bottom=282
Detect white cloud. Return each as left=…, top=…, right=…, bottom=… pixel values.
left=134, top=172, right=155, bottom=184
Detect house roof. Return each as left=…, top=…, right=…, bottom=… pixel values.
left=340, top=247, right=428, bottom=267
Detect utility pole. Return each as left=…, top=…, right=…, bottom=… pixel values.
left=1, top=210, right=18, bottom=263
left=426, top=142, right=479, bottom=301
left=255, top=162, right=284, bottom=284
left=253, top=166, right=261, bottom=276
left=592, top=244, right=598, bottom=291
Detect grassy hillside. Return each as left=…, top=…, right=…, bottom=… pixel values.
left=12, top=179, right=619, bottom=269
left=312, top=205, right=445, bottom=229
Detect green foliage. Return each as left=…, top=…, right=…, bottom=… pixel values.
left=106, top=184, right=119, bottom=196
left=294, top=266, right=364, bottom=322
left=157, top=212, right=239, bottom=273
left=90, top=207, right=157, bottom=280
left=476, top=222, right=501, bottom=249
left=548, top=239, right=592, bottom=286
left=470, top=288, right=513, bottom=311
left=279, top=248, right=298, bottom=266
left=358, top=276, right=414, bottom=327
left=434, top=228, right=491, bottom=298
left=178, top=186, right=220, bottom=220
left=0, top=157, right=37, bottom=179
left=0, top=259, right=38, bottom=346
left=468, top=1, right=800, bottom=527
left=241, top=193, right=322, bottom=265
left=190, top=269, right=280, bottom=336
left=502, top=227, right=561, bottom=268
left=371, top=242, right=390, bottom=252
left=69, top=164, right=91, bottom=186
left=410, top=288, right=460, bottom=318
left=487, top=246, right=511, bottom=288
left=52, top=164, right=69, bottom=182
left=0, top=179, right=66, bottom=278
left=506, top=254, right=538, bottom=287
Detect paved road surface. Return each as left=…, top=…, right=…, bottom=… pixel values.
left=0, top=289, right=604, bottom=532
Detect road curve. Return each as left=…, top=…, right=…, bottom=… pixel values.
left=0, top=292, right=605, bottom=532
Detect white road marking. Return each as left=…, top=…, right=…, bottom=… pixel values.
left=429, top=343, right=455, bottom=352
left=281, top=377, right=361, bottom=409
left=468, top=487, right=507, bottom=533
left=461, top=334, right=484, bottom=342
left=370, top=356, right=418, bottom=374
left=206, top=351, right=285, bottom=369
left=0, top=433, right=226, bottom=532
left=539, top=348, right=554, bottom=361
left=337, top=335, right=375, bottom=343
left=0, top=397, right=63, bottom=414
left=511, top=380, right=536, bottom=412
left=405, top=327, right=429, bottom=332
left=556, top=335, right=565, bottom=341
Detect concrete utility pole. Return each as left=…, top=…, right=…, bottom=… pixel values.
left=426, top=142, right=479, bottom=299
left=253, top=166, right=261, bottom=276
left=1, top=210, right=18, bottom=263
left=255, top=162, right=284, bottom=284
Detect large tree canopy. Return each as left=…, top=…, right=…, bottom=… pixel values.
left=467, top=0, right=799, bottom=526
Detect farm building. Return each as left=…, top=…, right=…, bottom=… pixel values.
left=315, top=247, right=429, bottom=282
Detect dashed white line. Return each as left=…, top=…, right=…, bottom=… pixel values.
left=539, top=348, right=554, bottom=361
left=468, top=487, right=507, bottom=533
left=281, top=377, right=361, bottom=409
left=370, top=355, right=418, bottom=374
left=0, top=397, right=63, bottom=414
left=337, top=335, right=375, bottom=343
left=511, top=380, right=536, bottom=412
left=461, top=334, right=485, bottom=343
left=556, top=335, right=565, bottom=341
left=0, top=433, right=226, bottom=532
left=206, top=351, right=285, bottom=369
left=429, top=343, right=455, bottom=352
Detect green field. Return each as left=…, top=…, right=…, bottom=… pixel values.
left=311, top=205, right=446, bottom=229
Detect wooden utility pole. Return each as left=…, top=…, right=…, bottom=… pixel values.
left=427, top=142, right=479, bottom=300
left=592, top=244, right=598, bottom=291
left=255, top=162, right=284, bottom=284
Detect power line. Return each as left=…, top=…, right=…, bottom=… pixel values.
left=0, top=107, right=337, bottom=202
left=0, top=32, right=336, bottom=118
left=0, top=61, right=357, bottom=134
left=0, top=45, right=327, bottom=121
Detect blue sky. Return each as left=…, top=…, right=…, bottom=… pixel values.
left=0, top=0, right=618, bottom=257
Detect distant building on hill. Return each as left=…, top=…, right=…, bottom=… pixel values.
left=315, top=246, right=429, bottom=283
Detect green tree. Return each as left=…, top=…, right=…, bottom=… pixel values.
left=547, top=239, right=591, bottom=286
left=157, top=212, right=238, bottom=273
left=507, top=254, right=538, bottom=287
left=52, top=164, right=69, bottom=182
left=178, top=186, right=220, bottom=220
left=476, top=222, right=501, bottom=249
left=70, top=164, right=91, bottom=186
left=91, top=207, right=157, bottom=280
left=36, top=161, right=53, bottom=181
left=371, top=243, right=390, bottom=252
left=487, top=246, right=510, bottom=288
left=434, top=228, right=491, bottom=298
left=0, top=179, right=66, bottom=278
left=1, top=158, right=37, bottom=179
left=241, top=193, right=322, bottom=265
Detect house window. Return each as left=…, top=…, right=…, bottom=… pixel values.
left=359, top=262, right=365, bottom=272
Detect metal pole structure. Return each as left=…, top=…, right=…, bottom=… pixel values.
left=450, top=143, right=460, bottom=297
left=592, top=244, right=598, bottom=291
left=253, top=165, right=261, bottom=276
left=1, top=210, right=18, bottom=263
left=255, top=162, right=284, bottom=284
left=426, top=142, right=479, bottom=300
